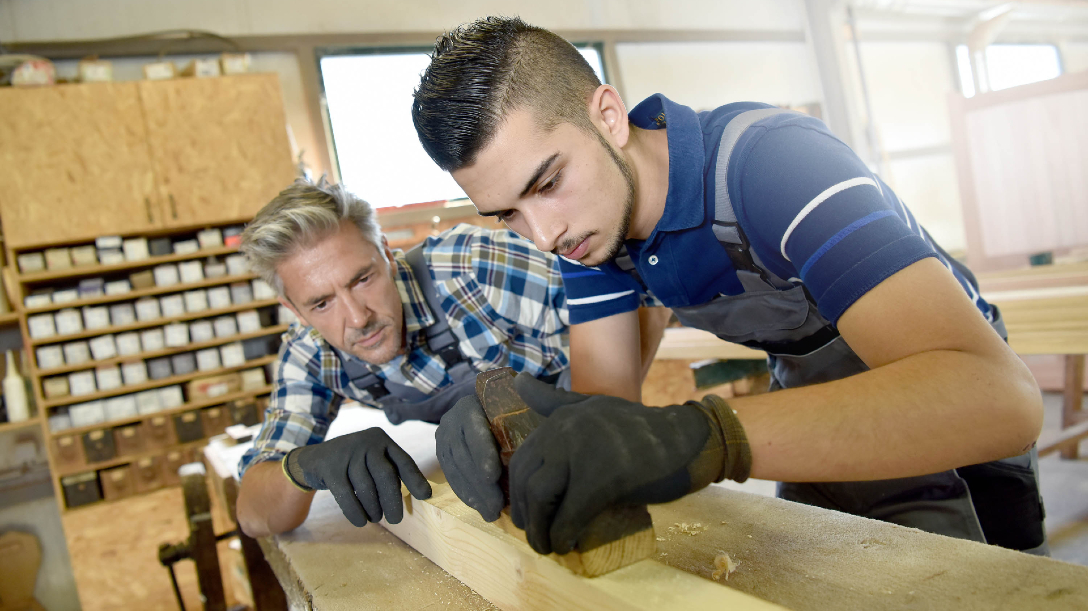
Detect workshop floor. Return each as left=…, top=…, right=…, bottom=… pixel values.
left=55, top=391, right=1088, bottom=609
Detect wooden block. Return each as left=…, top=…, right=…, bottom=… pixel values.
left=495, top=509, right=657, bottom=578
left=475, top=367, right=655, bottom=576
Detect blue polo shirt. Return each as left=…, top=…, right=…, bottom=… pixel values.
left=559, top=94, right=993, bottom=328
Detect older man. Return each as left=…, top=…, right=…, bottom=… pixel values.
left=234, top=178, right=569, bottom=537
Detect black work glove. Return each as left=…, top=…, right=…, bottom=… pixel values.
left=435, top=378, right=573, bottom=523
left=283, top=428, right=432, bottom=527
left=435, top=395, right=505, bottom=521
left=508, top=376, right=741, bottom=556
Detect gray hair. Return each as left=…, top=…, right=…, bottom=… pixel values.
left=240, top=177, right=384, bottom=295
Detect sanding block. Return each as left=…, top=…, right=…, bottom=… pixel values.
left=475, top=367, right=655, bottom=577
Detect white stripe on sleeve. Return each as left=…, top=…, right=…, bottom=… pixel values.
left=780, top=177, right=879, bottom=262
left=566, top=290, right=635, bottom=306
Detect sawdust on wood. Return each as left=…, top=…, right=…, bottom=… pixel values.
left=712, top=552, right=738, bottom=581
left=668, top=522, right=710, bottom=536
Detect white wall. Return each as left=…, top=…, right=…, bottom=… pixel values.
left=844, top=41, right=967, bottom=252
left=0, top=0, right=806, bottom=42
left=1064, top=41, right=1088, bottom=73
left=616, top=41, right=822, bottom=111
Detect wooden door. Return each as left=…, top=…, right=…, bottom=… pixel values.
left=0, top=82, right=161, bottom=248
left=139, top=74, right=296, bottom=227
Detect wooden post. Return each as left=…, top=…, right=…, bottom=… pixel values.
left=1061, top=354, right=1087, bottom=459
left=180, top=464, right=227, bottom=611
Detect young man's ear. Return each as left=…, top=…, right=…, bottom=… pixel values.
left=589, top=84, right=630, bottom=148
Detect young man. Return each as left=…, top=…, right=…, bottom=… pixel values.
left=234, top=178, right=569, bottom=537
left=412, top=17, right=1048, bottom=557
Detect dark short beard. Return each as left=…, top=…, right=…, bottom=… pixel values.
left=594, top=129, right=636, bottom=264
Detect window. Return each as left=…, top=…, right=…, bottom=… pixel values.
left=956, top=43, right=1062, bottom=98
left=319, top=46, right=605, bottom=209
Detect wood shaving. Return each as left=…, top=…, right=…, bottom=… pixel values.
left=712, top=553, right=738, bottom=581
left=668, top=522, right=710, bottom=536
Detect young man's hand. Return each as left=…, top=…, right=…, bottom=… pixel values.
left=437, top=374, right=750, bottom=555
left=283, top=428, right=432, bottom=527
left=507, top=375, right=715, bottom=555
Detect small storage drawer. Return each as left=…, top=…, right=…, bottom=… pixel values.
left=81, top=429, right=117, bottom=464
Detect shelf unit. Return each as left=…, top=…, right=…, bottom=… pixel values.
left=23, top=273, right=260, bottom=316
left=0, top=416, right=40, bottom=435
left=8, top=221, right=286, bottom=511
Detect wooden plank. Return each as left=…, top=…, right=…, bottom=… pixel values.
left=0, top=416, right=40, bottom=435
left=1039, top=419, right=1088, bottom=457
left=656, top=328, right=765, bottom=361
left=378, top=482, right=782, bottom=611
left=648, top=486, right=1088, bottom=610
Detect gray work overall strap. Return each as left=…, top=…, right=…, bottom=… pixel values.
left=341, top=244, right=476, bottom=424
left=667, top=107, right=1047, bottom=554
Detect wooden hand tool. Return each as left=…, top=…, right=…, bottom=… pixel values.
left=475, top=367, right=655, bottom=577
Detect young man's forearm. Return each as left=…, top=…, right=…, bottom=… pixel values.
left=638, top=307, right=672, bottom=382
left=236, top=459, right=316, bottom=537
left=732, top=346, right=1041, bottom=482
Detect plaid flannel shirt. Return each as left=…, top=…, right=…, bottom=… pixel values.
left=238, top=224, right=569, bottom=475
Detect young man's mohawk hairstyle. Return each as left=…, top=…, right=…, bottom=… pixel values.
left=412, top=16, right=601, bottom=172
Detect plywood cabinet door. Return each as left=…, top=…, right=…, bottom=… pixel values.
left=139, top=74, right=296, bottom=227
left=0, top=83, right=161, bottom=248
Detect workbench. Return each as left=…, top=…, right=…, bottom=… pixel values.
left=205, top=406, right=1088, bottom=610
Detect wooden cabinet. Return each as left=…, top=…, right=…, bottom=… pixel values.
left=0, top=74, right=295, bottom=248
left=0, top=82, right=161, bottom=247
left=139, top=74, right=296, bottom=227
